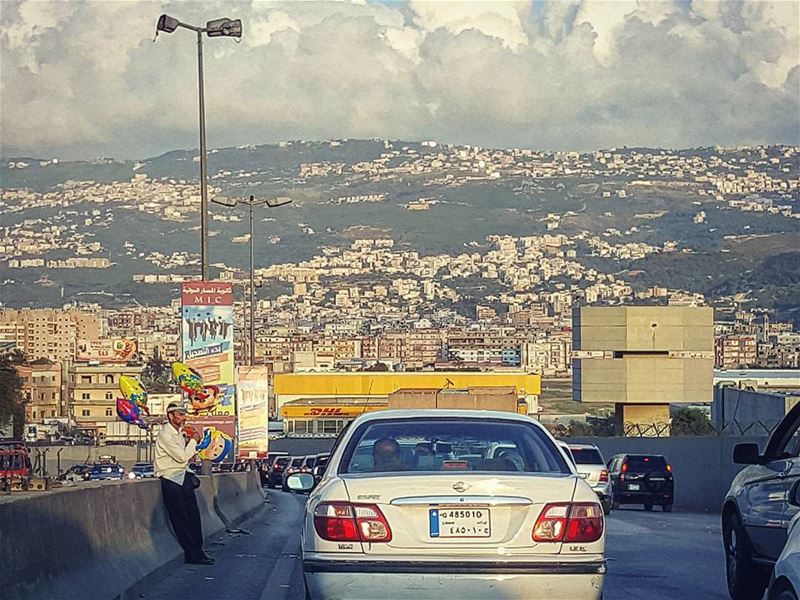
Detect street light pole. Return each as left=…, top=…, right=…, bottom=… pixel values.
left=249, top=199, right=256, bottom=366
left=155, top=14, right=242, bottom=282
left=211, top=195, right=292, bottom=366
left=196, top=30, right=209, bottom=281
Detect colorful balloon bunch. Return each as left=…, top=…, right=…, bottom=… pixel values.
left=171, top=362, right=221, bottom=414
left=116, top=375, right=150, bottom=430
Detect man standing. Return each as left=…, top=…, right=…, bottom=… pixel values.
left=155, top=403, right=214, bottom=565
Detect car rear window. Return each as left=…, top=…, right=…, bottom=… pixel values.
left=570, top=448, right=604, bottom=465
left=291, top=457, right=304, bottom=467
left=340, top=418, right=569, bottom=475
left=626, top=456, right=667, bottom=472
left=275, top=457, right=291, bottom=466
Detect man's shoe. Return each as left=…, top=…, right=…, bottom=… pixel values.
left=186, top=557, right=215, bottom=565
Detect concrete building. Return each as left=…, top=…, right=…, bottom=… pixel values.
left=68, top=363, right=144, bottom=436
left=715, top=335, right=757, bottom=369
left=0, top=308, right=101, bottom=362
left=573, top=306, right=714, bottom=433
left=16, top=363, right=62, bottom=422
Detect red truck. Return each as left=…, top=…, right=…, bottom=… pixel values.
left=0, top=440, right=32, bottom=485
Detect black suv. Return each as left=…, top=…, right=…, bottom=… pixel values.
left=608, top=453, right=674, bottom=512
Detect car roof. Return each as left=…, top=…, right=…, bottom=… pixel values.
left=349, top=409, right=540, bottom=426
left=568, top=443, right=601, bottom=450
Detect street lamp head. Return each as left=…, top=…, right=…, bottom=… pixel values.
left=156, top=14, right=180, bottom=34
left=266, top=196, right=292, bottom=208
left=206, top=18, right=242, bottom=38
left=211, top=196, right=238, bottom=208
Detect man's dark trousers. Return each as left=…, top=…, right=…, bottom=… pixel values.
left=160, top=476, right=204, bottom=561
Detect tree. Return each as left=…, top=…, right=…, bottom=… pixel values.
left=0, top=350, right=27, bottom=439
left=363, top=361, right=390, bottom=372
left=141, top=353, right=171, bottom=393
left=671, top=408, right=714, bottom=436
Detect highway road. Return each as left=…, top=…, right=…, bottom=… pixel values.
left=140, top=490, right=728, bottom=600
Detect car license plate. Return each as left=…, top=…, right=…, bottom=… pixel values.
left=429, top=508, right=491, bottom=538
left=628, top=483, right=640, bottom=491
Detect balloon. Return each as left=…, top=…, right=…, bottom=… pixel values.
left=171, top=361, right=221, bottom=414
left=119, top=375, right=150, bottom=415
left=116, top=398, right=149, bottom=430
left=116, top=376, right=150, bottom=430
left=196, top=427, right=233, bottom=463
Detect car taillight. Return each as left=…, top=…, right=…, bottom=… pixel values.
left=666, top=464, right=672, bottom=473
left=599, top=469, right=609, bottom=483
left=313, top=502, right=392, bottom=543
left=274, top=464, right=283, bottom=471
left=533, top=503, right=604, bottom=543
left=621, top=462, right=628, bottom=474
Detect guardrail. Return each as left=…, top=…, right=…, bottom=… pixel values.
left=0, top=472, right=265, bottom=600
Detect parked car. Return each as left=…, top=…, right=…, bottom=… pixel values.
left=60, top=464, right=92, bottom=482
left=59, top=436, right=76, bottom=446
left=607, top=454, right=673, bottom=512
left=570, top=444, right=613, bottom=515
left=128, top=463, right=155, bottom=480
left=768, top=480, right=800, bottom=600
left=88, top=463, right=125, bottom=481
left=311, top=454, right=330, bottom=487
left=287, top=409, right=605, bottom=600
left=723, top=400, right=800, bottom=600
left=281, top=456, right=306, bottom=491
left=268, top=456, right=292, bottom=488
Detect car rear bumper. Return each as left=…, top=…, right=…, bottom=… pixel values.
left=304, top=559, right=605, bottom=600
left=616, top=490, right=673, bottom=502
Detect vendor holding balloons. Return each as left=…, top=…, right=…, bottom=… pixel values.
left=155, top=402, right=214, bottom=566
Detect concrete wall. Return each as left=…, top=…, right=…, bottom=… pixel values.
left=565, top=435, right=768, bottom=513
left=272, top=435, right=767, bottom=514
left=711, top=386, right=798, bottom=435
left=0, top=472, right=265, bottom=600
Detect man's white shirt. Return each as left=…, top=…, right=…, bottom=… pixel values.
left=154, top=422, right=198, bottom=485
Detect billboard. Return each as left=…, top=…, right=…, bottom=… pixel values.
left=76, top=338, right=138, bottom=363
left=181, top=282, right=236, bottom=459
left=237, top=366, right=270, bottom=459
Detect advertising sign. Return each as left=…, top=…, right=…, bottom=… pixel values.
left=76, top=338, right=138, bottom=363
left=236, top=366, right=270, bottom=459
left=181, top=282, right=236, bottom=459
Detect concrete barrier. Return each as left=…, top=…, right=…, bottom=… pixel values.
left=0, top=472, right=265, bottom=600
left=565, top=435, right=769, bottom=513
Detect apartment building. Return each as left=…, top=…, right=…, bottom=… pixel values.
left=0, top=308, right=101, bottom=362
left=68, top=363, right=144, bottom=436
left=16, top=363, right=62, bottom=422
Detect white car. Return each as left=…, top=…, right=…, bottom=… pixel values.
left=768, top=481, right=800, bottom=600
left=287, top=409, right=606, bottom=600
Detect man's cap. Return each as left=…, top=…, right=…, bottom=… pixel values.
left=166, top=402, right=187, bottom=414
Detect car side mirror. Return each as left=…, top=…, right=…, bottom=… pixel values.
left=286, top=473, right=314, bottom=493
left=790, top=480, right=800, bottom=508
left=733, top=443, right=761, bottom=465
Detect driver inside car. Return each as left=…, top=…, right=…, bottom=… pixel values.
left=372, top=438, right=407, bottom=471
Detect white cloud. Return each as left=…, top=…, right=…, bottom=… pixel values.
left=0, top=0, right=797, bottom=160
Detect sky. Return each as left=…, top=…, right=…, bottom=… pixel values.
left=1, top=0, right=798, bottom=161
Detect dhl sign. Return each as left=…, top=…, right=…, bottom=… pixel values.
left=281, top=404, right=386, bottom=419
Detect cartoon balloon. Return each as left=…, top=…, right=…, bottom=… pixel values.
left=116, top=376, right=150, bottom=430
left=172, top=361, right=221, bottom=414
left=196, top=427, right=233, bottom=463
left=119, top=375, right=149, bottom=415
left=116, top=398, right=149, bottom=430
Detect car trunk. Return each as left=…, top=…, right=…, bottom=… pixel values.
left=342, top=473, right=577, bottom=555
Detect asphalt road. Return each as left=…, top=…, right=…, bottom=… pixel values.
left=141, top=491, right=728, bottom=600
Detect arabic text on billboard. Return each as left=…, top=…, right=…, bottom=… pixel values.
left=181, top=282, right=236, bottom=459
left=237, top=366, right=270, bottom=459
left=77, top=339, right=138, bottom=363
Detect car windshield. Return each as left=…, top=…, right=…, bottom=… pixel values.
left=291, top=457, right=303, bottom=467
left=571, top=448, right=604, bottom=465
left=627, top=456, right=667, bottom=472
left=340, top=418, right=569, bottom=474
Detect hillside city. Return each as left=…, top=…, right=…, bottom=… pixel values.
left=1, top=141, right=798, bottom=435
